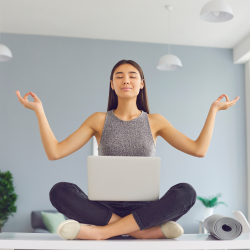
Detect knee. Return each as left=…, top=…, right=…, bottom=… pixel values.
left=176, top=183, right=197, bottom=205
left=49, top=182, right=69, bottom=204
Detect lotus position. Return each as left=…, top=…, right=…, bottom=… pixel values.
left=15, top=59, right=239, bottom=240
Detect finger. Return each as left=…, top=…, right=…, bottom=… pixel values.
left=30, top=92, right=37, bottom=99
left=228, top=99, right=238, bottom=106
left=218, top=94, right=225, bottom=100
left=16, top=92, right=25, bottom=104
left=229, top=100, right=237, bottom=105
left=228, top=103, right=236, bottom=107
left=23, top=92, right=31, bottom=101
left=15, top=90, right=21, bottom=97
left=15, top=91, right=24, bottom=101
left=223, top=94, right=230, bottom=102
left=229, top=97, right=240, bottom=104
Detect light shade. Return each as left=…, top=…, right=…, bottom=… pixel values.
left=200, top=0, right=234, bottom=22
left=157, top=54, right=182, bottom=71
left=0, top=44, right=13, bottom=61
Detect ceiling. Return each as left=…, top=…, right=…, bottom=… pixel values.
left=0, top=0, right=250, bottom=49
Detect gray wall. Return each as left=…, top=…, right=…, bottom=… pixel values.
left=0, top=33, right=245, bottom=234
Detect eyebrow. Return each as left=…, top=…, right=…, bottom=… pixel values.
left=115, top=71, right=138, bottom=75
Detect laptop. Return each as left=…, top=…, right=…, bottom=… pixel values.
left=87, top=155, right=161, bottom=202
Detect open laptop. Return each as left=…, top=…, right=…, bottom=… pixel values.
left=87, top=155, right=161, bottom=202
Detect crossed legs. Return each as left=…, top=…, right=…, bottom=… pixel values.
left=75, top=212, right=165, bottom=240
left=103, top=213, right=165, bottom=239
left=50, top=182, right=196, bottom=240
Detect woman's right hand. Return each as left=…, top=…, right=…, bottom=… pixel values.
left=15, top=90, right=43, bottom=112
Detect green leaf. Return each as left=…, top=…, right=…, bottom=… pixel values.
left=0, top=170, right=18, bottom=228
left=196, top=193, right=226, bottom=208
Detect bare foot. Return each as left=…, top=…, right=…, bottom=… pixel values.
left=75, top=224, right=103, bottom=240
left=130, top=226, right=165, bottom=239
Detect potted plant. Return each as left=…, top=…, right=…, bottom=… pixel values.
left=0, top=170, right=18, bottom=232
left=197, top=193, right=227, bottom=220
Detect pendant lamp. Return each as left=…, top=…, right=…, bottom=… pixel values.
left=157, top=5, right=182, bottom=71
left=200, top=0, right=234, bottom=22
left=0, top=3, right=13, bottom=61
left=0, top=44, right=13, bottom=61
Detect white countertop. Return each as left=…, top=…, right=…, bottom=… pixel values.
left=0, top=232, right=250, bottom=249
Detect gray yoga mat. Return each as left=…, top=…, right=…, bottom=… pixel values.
left=204, top=214, right=243, bottom=240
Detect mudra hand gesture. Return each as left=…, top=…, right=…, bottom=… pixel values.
left=212, top=94, right=240, bottom=112
left=15, top=90, right=43, bottom=112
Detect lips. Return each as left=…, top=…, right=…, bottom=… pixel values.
left=122, top=88, right=132, bottom=89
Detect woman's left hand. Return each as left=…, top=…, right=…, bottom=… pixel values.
left=212, top=94, right=240, bottom=112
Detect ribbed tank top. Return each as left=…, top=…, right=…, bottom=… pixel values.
left=98, top=109, right=156, bottom=156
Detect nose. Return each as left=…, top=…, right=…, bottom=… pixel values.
left=123, top=75, right=131, bottom=82
left=123, top=78, right=130, bottom=84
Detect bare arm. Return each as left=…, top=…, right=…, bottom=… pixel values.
left=195, top=106, right=217, bottom=157
left=196, top=94, right=240, bottom=156
left=157, top=98, right=237, bottom=157
left=156, top=114, right=202, bottom=157
left=35, top=108, right=97, bottom=160
left=15, top=90, right=96, bottom=160
left=54, top=113, right=96, bottom=160
left=35, top=107, right=59, bottom=160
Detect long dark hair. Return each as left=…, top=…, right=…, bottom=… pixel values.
left=107, top=59, right=150, bottom=114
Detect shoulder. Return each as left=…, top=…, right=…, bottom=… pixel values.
left=88, top=111, right=107, bottom=130
left=148, top=113, right=170, bottom=136
left=148, top=112, right=158, bottom=118
left=147, top=113, right=162, bottom=122
left=97, top=111, right=108, bottom=120
left=91, top=111, right=107, bottom=123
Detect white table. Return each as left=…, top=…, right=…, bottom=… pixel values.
left=0, top=232, right=250, bottom=250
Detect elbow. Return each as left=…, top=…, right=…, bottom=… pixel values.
left=195, top=147, right=205, bottom=158
left=198, top=153, right=205, bottom=158
left=48, top=155, right=57, bottom=161
left=196, top=151, right=205, bottom=158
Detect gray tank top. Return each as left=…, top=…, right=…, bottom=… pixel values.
left=98, top=109, right=156, bottom=156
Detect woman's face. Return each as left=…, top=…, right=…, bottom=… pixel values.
left=110, top=64, right=144, bottom=96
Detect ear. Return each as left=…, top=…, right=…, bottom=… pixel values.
left=141, top=79, right=144, bottom=89
left=110, top=80, right=113, bottom=90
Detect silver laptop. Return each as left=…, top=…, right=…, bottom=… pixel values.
left=87, top=155, right=161, bottom=202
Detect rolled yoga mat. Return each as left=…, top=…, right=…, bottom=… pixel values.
left=204, top=214, right=243, bottom=240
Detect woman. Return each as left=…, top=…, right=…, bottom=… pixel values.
left=15, top=59, right=240, bottom=240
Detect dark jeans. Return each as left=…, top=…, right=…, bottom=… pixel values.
left=49, top=182, right=196, bottom=232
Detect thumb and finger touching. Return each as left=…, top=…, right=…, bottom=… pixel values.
left=214, top=94, right=240, bottom=111
left=15, top=91, right=42, bottom=111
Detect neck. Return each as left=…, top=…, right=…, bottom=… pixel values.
left=113, top=107, right=141, bottom=120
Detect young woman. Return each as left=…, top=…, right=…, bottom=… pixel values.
left=15, top=59, right=240, bottom=240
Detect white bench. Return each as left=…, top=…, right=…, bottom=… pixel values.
left=0, top=232, right=250, bottom=250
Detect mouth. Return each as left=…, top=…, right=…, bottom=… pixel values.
left=122, top=88, right=132, bottom=90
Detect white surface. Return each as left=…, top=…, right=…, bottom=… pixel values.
left=204, top=207, right=214, bottom=220
left=1, top=0, right=250, bottom=49
left=232, top=210, right=250, bottom=233
left=92, top=136, right=98, bottom=156
left=0, top=232, right=250, bottom=249
left=197, top=220, right=208, bottom=234
left=233, top=32, right=250, bottom=64
left=0, top=44, right=13, bottom=61
left=200, top=0, right=234, bottom=23
left=245, top=61, right=250, bottom=224
left=157, top=54, right=183, bottom=71
left=87, top=156, right=161, bottom=201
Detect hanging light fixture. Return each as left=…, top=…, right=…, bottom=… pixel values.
left=0, top=2, right=13, bottom=61
left=200, top=0, right=234, bottom=22
left=0, top=44, right=13, bottom=61
left=157, top=5, right=182, bottom=71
